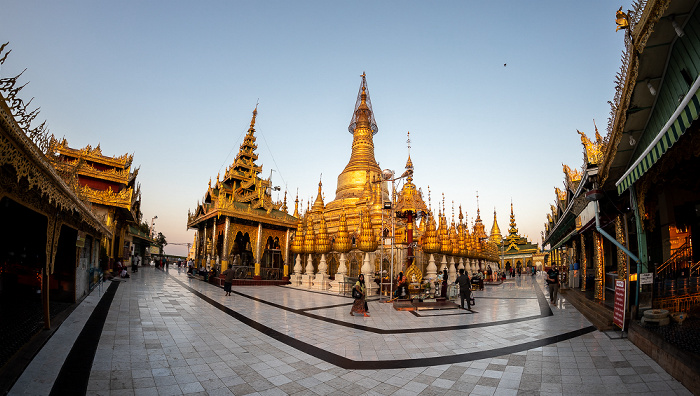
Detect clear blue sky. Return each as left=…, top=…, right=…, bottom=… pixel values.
left=1, top=1, right=628, bottom=256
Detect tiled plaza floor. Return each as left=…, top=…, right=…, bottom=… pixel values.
left=8, top=266, right=692, bottom=396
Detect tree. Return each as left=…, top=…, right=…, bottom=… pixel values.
left=155, top=232, right=167, bottom=252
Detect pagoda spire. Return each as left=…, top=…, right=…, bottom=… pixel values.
left=333, top=73, right=382, bottom=201
left=293, top=190, right=300, bottom=218
left=490, top=207, right=502, bottom=245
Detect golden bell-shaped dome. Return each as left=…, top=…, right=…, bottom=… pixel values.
left=333, top=210, right=352, bottom=253
left=422, top=213, right=440, bottom=254
left=315, top=213, right=331, bottom=254
left=302, top=216, right=316, bottom=255
left=357, top=207, right=378, bottom=252
left=290, top=217, right=304, bottom=255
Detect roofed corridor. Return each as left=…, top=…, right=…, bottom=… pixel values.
left=9, top=267, right=691, bottom=396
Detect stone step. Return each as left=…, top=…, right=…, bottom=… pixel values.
left=560, top=288, right=613, bottom=331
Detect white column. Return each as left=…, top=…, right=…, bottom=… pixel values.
left=330, top=253, right=348, bottom=293
left=313, top=254, right=330, bottom=290
left=290, top=254, right=302, bottom=286
left=448, top=256, right=457, bottom=283
left=426, top=254, right=437, bottom=280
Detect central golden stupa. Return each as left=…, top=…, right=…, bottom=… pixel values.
left=287, top=73, right=501, bottom=295
left=318, top=73, right=389, bottom=235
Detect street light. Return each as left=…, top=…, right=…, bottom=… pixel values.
left=376, top=168, right=413, bottom=300
left=151, top=216, right=158, bottom=239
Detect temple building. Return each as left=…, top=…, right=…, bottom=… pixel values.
left=500, top=203, right=541, bottom=271
left=0, top=46, right=111, bottom=339
left=188, top=73, right=502, bottom=290
left=187, top=107, right=297, bottom=281
left=46, top=137, right=146, bottom=268
left=544, top=2, right=700, bottom=391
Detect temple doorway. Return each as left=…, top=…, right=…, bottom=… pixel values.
left=261, top=236, right=281, bottom=280
left=230, top=231, right=254, bottom=278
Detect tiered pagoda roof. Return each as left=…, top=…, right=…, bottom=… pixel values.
left=187, top=108, right=296, bottom=228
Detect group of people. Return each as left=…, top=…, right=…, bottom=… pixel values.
left=349, top=268, right=476, bottom=317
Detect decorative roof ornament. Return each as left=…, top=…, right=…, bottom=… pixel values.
left=615, top=7, right=630, bottom=32
left=578, top=121, right=607, bottom=165
left=563, top=164, right=582, bottom=185
left=348, top=72, right=378, bottom=135
left=555, top=187, right=566, bottom=202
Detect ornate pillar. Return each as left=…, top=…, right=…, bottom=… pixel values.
left=221, top=217, right=230, bottom=271
left=581, top=234, right=587, bottom=292
left=211, top=220, right=218, bottom=266
left=254, top=222, right=262, bottom=280
left=594, top=232, right=604, bottom=300
left=615, top=215, right=627, bottom=280
left=199, top=225, right=207, bottom=268
left=283, top=228, right=290, bottom=280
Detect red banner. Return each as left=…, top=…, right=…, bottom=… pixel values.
left=613, top=279, right=626, bottom=330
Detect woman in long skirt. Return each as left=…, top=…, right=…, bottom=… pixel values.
left=350, top=274, right=369, bottom=317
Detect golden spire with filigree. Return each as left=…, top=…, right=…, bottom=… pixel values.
left=291, top=216, right=304, bottom=255
left=293, top=190, right=300, bottom=218
left=357, top=207, right=378, bottom=252
left=312, top=176, right=325, bottom=214
left=438, top=201, right=452, bottom=255
left=422, top=213, right=440, bottom=254
left=449, top=215, right=459, bottom=256
left=302, top=215, right=316, bottom=255
left=490, top=208, right=502, bottom=245
left=333, top=210, right=352, bottom=253
left=333, top=73, right=382, bottom=201
left=458, top=206, right=467, bottom=257
left=315, top=212, right=331, bottom=254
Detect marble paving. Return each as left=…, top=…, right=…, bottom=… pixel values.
left=8, top=267, right=692, bottom=396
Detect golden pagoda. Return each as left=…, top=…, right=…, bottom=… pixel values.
left=187, top=107, right=297, bottom=280
left=324, top=73, right=388, bottom=237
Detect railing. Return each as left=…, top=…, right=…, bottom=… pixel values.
left=656, top=238, right=693, bottom=279
left=691, top=260, right=700, bottom=277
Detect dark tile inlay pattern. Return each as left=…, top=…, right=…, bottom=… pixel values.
left=170, top=274, right=595, bottom=369
left=49, top=280, right=120, bottom=395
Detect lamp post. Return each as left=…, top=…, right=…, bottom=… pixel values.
left=150, top=216, right=158, bottom=239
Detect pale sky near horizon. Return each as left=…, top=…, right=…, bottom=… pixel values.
left=1, top=1, right=629, bottom=257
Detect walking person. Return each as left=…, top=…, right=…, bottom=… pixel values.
left=455, top=268, right=472, bottom=310
left=547, top=266, right=560, bottom=305
left=222, top=265, right=235, bottom=296
left=350, top=274, right=370, bottom=317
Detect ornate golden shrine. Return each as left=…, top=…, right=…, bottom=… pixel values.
left=187, top=107, right=297, bottom=279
